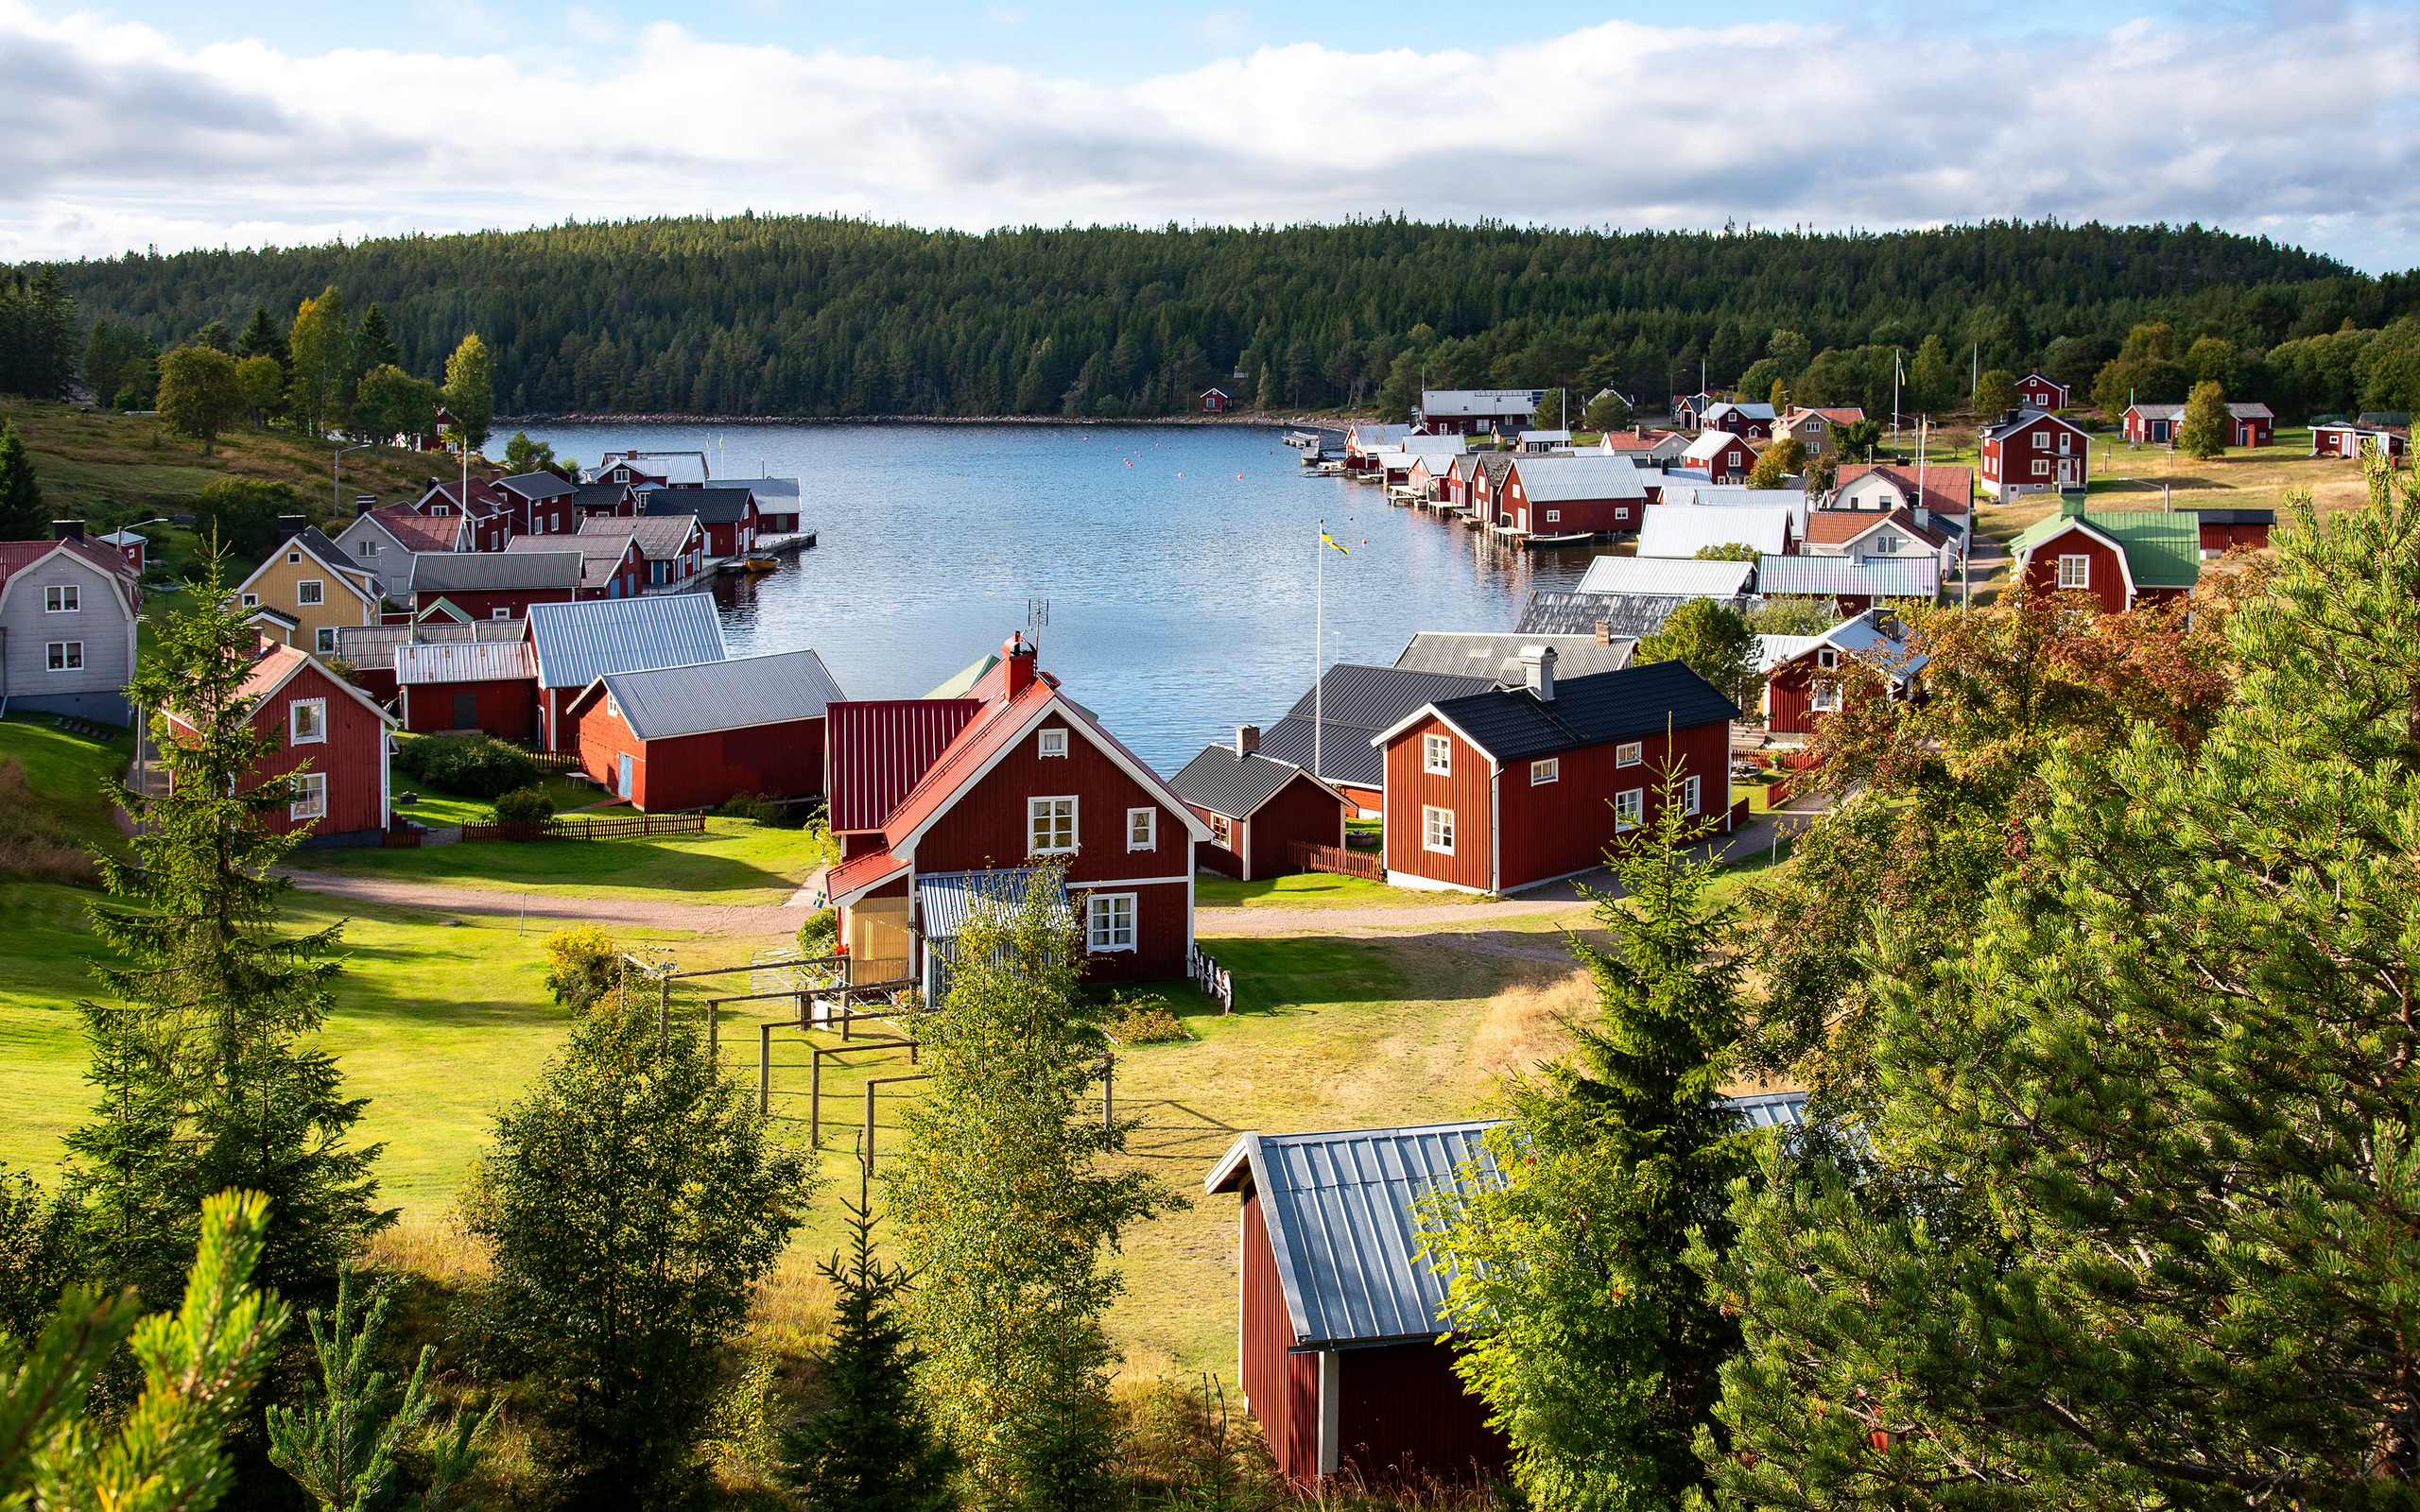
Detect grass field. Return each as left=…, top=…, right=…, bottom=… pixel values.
left=0, top=713, right=133, bottom=850
left=390, top=772, right=605, bottom=828
left=284, top=816, right=826, bottom=904
left=1194, top=868, right=1474, bottom=910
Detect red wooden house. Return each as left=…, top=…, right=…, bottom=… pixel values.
left=2016, top=372, right=2070, bottom=411
left=2310, top=421, right=2407, bottom=459
left=413, top=476, right=521, bottom=549
left=95, top=529, right=147, bottom=573
left=2123, top=402, right=2274, bottom=448
left=2007, top=502, right=2202, bottom=612
left=405, top=551, right=587, bottom=621
left=1979, top=408, right=2091, bottom=504
left=1205, top=1122, right=1508, bottom=1487
left=506, top=529, right=645, bottom=600
left=527, top=594, right=728, bottom=752
left=643, top=488, right=757, bottom=558
left=2192, top=507, right=2273, bottom=556
left=1372, top=649, right=1739, bottom=895
left=1700, top=401, right=1776, bottom=438
left=496, top=472, right=580, bottom=535
left=1168, top=727, right=1350, bottom=881
left=1681, top=429, right=1758, bottom=483
left=1497, top=455, right=1648, bottom=536
left=823, top=633, right=1212, bottom=988
left=395, top=641, right=537, bottom=739
left=1761, top=607, right=1927, bottom=735
left=166, top=639, right=398, bottom=848
left=1201, top=387, right=1240, bottom=414
left=563, top=647, right=844, bottom=810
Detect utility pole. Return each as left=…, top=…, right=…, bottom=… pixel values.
left=1314, top=520, right=1325, bottom=782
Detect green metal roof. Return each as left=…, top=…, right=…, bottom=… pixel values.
left=2011, top=508, right=2203, bottom=589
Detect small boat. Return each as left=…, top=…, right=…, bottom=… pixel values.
left=1521, top=532, right=1596, bottom=549
left=739, top=556, right=779, bottom=574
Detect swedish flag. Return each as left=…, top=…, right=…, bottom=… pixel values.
left=1321, top=532, right=1348, bottom=555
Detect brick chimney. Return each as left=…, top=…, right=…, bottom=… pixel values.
left=1519, top=644, right=1557, bottom=701
left=1594, top=620, right=1612, bottom=646
left=51, top=520, right=84, bottom=542
left=1001, top=631, right=1037, bottom=697
left=278, top=515, right=307, bottom=537
left=1236, top=724, right=1260, bottom=756
left=355, top=495, right=377, bottom=516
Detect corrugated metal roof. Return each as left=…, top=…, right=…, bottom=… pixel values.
left=714, top=475, right=802, bottom=500
left=1400, top=434, right=1468, bottom=455
left=395, top=641, right=535, bottom=685
left=1259, top=663, right=1496, bottom=790
left=1167, top=747, right=1324, bottom=819
left=2008, top=509, right=2202, bottom=589
left=408, top=551, right=584, bottom=593
left=1637, top=506, right=1791, bottom=558
left=597, top=451, right=710, bottom=486
left=526, top=594, right=728, bottom=690
left=508, top=530, right=636, bottom=589
left=1509, top=455, right=1647, bottom=502
left=1574, top=556, right=1757, bottom=597
left=337, top=620, right=527, bottom=662
left=914, top=867, right=1070, bottom=940
left=1516, top=591, right=1731, bottom=640
left=498, top=472, right=576, bottom=501
left=643, top=487, right=753, bottom=524
left=825, top=698, right=985, bottom=831
left=1754, top=554, right=1942, bottom=598
left=1419, top=388, right=1543, bottom=417
left=1419, top=660, right=1740, bottom=765
left=595, top=648, right=845, bottom=741
left=1394, top=631, right=1633, bottom=683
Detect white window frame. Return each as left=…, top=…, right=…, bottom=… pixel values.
left=1086, top=892, right=1136, bottom=953
left=1029, top=795, right=1078, bottom=854
left=1423, top=804, right=1455, bottom=854
left=1816, top=648, right=1840, bottom=670
left=1873, top=533, right=1901, bottom=554
left=289, top=770, right=327, bottom=821
left=2033, top=431, right=2050, bottom=449
left=44, top=641, right=82, bottom=672
left=1209, top=813, right=1233, bottom=850
left=2056, top=554, right=2091, bottom=590
left=1423, top=734, right=1451, bottom=775
left=290, top=697, right=328, bottom=745
left=241, top=593, right=259, bottom=608
left=1684, top=775, right=1702, bottom=815
left=1615, top=741, right=1643, bottom=766
left=1530, top=758, right=1559, bottom=785
left=315, top=627, right=337, bottom=654
left=1126, top=807, right=1157, bottom=851
left=297, top=579, right=324, bottom=606
left=357, top=537, right=378, bottom=555
left=492, top=608, right=511, bottom=621
left=1615, top=788, right=1644, bottom=830
left=286, top=550, right=302, bottom=564
left=604, top=692, right=620, bottom=720
left=44, top=585, right=78, bottom=612
left=1810, top=682, right=1843, bottom=713
left=1038, top=728, right=1069, bottom=759
left=1545, top=508, right=1561, bottom=524
left=2032, top=458, right=2050, bottom=477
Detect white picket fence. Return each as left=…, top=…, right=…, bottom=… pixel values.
left=1189, top=944, right=1234, bottom=1014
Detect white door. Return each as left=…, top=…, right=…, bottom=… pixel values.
left=617, top=753, right=633, bottom=799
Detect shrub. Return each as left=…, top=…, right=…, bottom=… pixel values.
left=718, top=790, right=781, bottom=824
left=491, top=786, right=556, bottom=825
left=396, top=732, right=540, bottom=799
left=1106, top=992, right=1190, bottom=1045
left=797, top=907, right=838, bottom=957
left=542, top=925, right=622, bottom=1010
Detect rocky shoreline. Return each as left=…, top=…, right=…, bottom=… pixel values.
left=493, top=410, right=1380, bottom=428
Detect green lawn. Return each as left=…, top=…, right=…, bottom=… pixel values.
left=391, top=772, right=604, bottom=829
left=285, top=816, right=825, bottom=905
left=0, top=713, right=132, bottom=853
left=1192, top=868, right=1469, bottom=910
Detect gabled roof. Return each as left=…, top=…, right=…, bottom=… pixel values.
left=0, top=539, right=141, bottom=616
left=825, top=698, right=986, bottom=831
left=348, top=504, right=465, bottom=555
left=2132, top=402, right=2273, bottom=421
left=1394, top=631, right=1633, bottom=683
left=1683, top=430, right=1754, bottom=461
left=1575, top=555, right=1757, bottom=598
left=1782, top=405, right=1866, bottom=424
left=1382, top=660, right=1741, bottom=765
left=1347, top=423, right=1411, bottom=450
left=507, top=529, right=635, bottom=591
left=337, top=618, right=526, bottom=663
left=714, top=475, right=802, bottom=503
left=1703, top=401, right=1776, bottom=421
left=597, top=451, right=709, bottom=486
left=1771, top=607, right=1929, bottom=682
left=578, top=649, right=845, bottom=742
left=95, top=529, right=147, bottom=547
left=235, top=530, right=378, bottom=606
left=2008, top=508, right=2201, bottom=589
left=1596, top=429, right=1686, bottom=455
left=526, top=593, right=729, bottom=690
left=1754, top=554, right=1942, bottom=598
left=1506, top=455, right=1647, bottom=502
left=418, top=477, right=512, bottom=518
left=395, top=641, right=535, bottom=685
left=642, top=487, right=753, bottom=525
left=1516, top=590, right=1741, bottom=640
left=585, top=512, right=701, bottom=561
left=1636, top=505, right=1790, bottom=558
left=496, top=472, right=577, bottom=503
left=1400, top=434, right=1468, bottom=456
left=1418, top=389, right=1542, bottom=418
left=1982, top=409, right=2092, bottom=443
left=572, top=481, right=637, bottom=514
left=1258, top=663, right=1497, bottom=791
left=1167, top=747, right=1344, bottom=821
left=172, top=640, right=397, bottom=731
left=1832, top=463, right=1974, bottom=516
left=407, top=551, right=584, bottom=594
left=1805, top=507, right=1944, bottom=551
left=2019, top=372, right=2068, bottom=394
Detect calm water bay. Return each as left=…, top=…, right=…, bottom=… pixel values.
left=518, top=421, right=1610, bottom=775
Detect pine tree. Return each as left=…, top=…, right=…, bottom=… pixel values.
left=1423, top=765, right=1754, bottom=1512
left=238, top=302, right=290, bottom=368
left=778, top=1196, right=956, bottom=1512
left=351, top=305, right=400, bottom=392
left=266, top=1269, right=450, bottom=1511
left=68, top=552, right=390, bottom=1306
left=2179, top=377, right=2231, bottom=458
left=0, top=420, right=43, bottom=540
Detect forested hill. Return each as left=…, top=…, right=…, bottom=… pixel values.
left=45, top=216, right=2419, bottom=420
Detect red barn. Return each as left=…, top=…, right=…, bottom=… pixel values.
left=1759, top=608, right=1927, bottom=736
left=1205, top=1122, right=1509, bottom=1487
left=2016, top=372, right=2069, bottom=411
left=1167, top=728, right=1351, bottom=881
left=406, top=550, right=587, bottom=621
left=166, top=639, right=398, bottom=848
left=1979, top=408, right=2092, bottom=504
left=395, top=640, right=537, bottom=739
left=644, top=487, right=757, bottom=558
left=824, top=633, right=1211, bottom=988
left=2123, top=402, right=2274, bottom=448
left=2008, top=503, right=2202, bottom=612
left=564, top=647, right=843, bottom=811
left=1373, top=651, right=1739, bottom=895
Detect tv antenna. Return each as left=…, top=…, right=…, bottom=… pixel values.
left=1026, top=597, right=1050, bottom=657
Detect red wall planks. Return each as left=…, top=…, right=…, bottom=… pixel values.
left=1381, top=714, right=1495, bottom=891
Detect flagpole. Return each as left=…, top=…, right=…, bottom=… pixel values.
left=1315, top=518, right=1324, bottom=782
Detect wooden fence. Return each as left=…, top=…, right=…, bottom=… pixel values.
left=1188, top=944, right=1235, bottom=1014
left=1288, top=840, right=1385, bottom=880
left=461, top=813, right=708, bottom=842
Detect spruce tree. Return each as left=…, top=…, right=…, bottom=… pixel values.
left=351, top=305, right=400, bottom=390
left=238, top=302, right=290, bottom=368
left=2179, top=377, right=2231, bottom=458
left=778, top=1196, right=956, bottom=1512
left=266, top=1269, right=449, bottom=1511
left=0, top=419, right=43, bottom=540
left=1423, top=765, right=1753, bottom=1512
left=68, top=552, right=389, bottom=1306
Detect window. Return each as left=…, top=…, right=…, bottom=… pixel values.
left=1811, top=682, right=1843, bottom=713
left=2056, top=554, right=2091, bottom=590
left=1683, top=775, right=1702, bottom=814
left=2033, top=431, right=2049, bottom=449
left=432, top=504, right=452, bottom=515
left=549, top=513, right=560, bottom=531
left=1086, top=893, right=1135, bottom=953
left=1873, top=533, right=1901, bottom=554
left=1545, top=509, right=1561, bottom=524
left=358, top=538, right=377, bottom=554
left=2059, top=434, right=2072, bottom=455
left=1127, top=807, right=1156, bottom=850
left=316, top=627, right=337, bottom=653
left=605, top=693, right=620, bottom=720
left=1038, top=728, right=1069, bottom=758
left=1530, top=758, right=1559, bottom=785
left=44, top=641, right=82, bottom=672
left=289, top=771, right=327, bottom=821
left=1424, top=734, right=1451, bottom=775
left=1209, top=813, right=1233, bottom=850
left=287, top=550, right=302, bottom=563
left=241, top=593, right=259, bottom=608
left=1615, top=788, right=1644, bottom=830
left=1423, top=804, right=1455, bottom=854
left=1029, top=796, right=1077, bottom=853
left=44, top=585, right=78, bottom=612
left=492, top=608, right=510, bottom=621
left=290, top=698, right=327, bottom=745
left=2032, top=459, right=2049, bottom=477
left=1616, top=507, right=1630, bottom=521
left=297, top=579, right=324, bottom=605
left=1615, top=741, right=1643, bottom=766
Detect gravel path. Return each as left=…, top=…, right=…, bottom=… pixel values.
left=274, top=869, right=812, bottom=936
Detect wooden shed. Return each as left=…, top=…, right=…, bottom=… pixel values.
left=395, top=640, right=538, bottom=738
left=565, top=647, right=844, bottom=811
left=1203, top=1122, right=1509, bottom=1487
left=1167, top=729, right=1350, bottom=881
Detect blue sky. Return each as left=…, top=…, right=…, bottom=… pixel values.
left=2, top=0, right=2412, bottom=270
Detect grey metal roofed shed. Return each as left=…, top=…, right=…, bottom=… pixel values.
left=1167, top=747, right=1334, bottom=819
left=527, top=593, right=728, bottom=690
left=1754, top=554, right=1941, bottom=598
left=1257, top=663, right=1497, bottom=791
left=644, top=487, right=754, bottom=524
left=591, top=648, right=843, bottom=740
left=406, top=551, right=584, bottom=593
left=507, top=530, right=634, bottom=590
left=1516, top=590, right=1747, bottom=641
left=335, top=618, right=526, bottom=662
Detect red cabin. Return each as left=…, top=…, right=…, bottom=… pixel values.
left=2008, top=504, right=2201, bottom=613
left=2015, top=373, right=2069, bottom=411
left=1498, top=455, right=1648, bottom=536
left=643, top=487, right=757, bottom=558
left=564, top=648, right=843, bottom=811
left=395, top=641, right=537, bottom=739
left=2193, top=507, right=2273, bottom=556
left=1201, top=386, right=1240, bottom=414
left=2311, top=422, right=2407, bottom=459
left=1373, top=652, right=1738, bottom=895
left=406, top=550, right=587, bottom=621
left=2122, top=402, right=2273, bottom=448
left=1980, top=409, right=2091, bottom=504
left=1759, top=608, right=1927, bottom=735
left=1168, top=728, right=1351, bottom=881
left=166, top=640, right=398, bottom=848
left=527, top=594, right=729, bottom=753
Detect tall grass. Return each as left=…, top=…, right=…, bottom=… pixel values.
left=0, top=756, right=100, bottom=885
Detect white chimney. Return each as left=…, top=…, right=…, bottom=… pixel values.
left=1519, top=644, right=1557, bottom=701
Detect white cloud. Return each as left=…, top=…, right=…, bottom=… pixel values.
left=0, top=0, right=2412, bottom=269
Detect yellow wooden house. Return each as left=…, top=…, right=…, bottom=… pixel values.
left=230, top=529, right=384, bottom=655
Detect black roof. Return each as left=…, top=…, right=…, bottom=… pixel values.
left=572, top=481, right=632, bottom=511
left=2189, top=507, right=2275, bottom=525
left=1517, top=590, right=1741, bottom=640
left=1426, top=660, right=1741, bottom=764
left=1167, top=747, right=1330, bottom=818
left=643, top=487, right=753, bottom=524
left=497, top=471, right=576, bottom=502
left=1259, top=663, right=1496, bottom=789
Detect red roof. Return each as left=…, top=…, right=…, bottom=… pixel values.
left=876, top=677, right=1058, bottom=849
left=1785, top=406, right=1866, bottom=425
left=367, top=505, right=464, bottom=554
left=825, top=698, right=984, bottom=831
left=1805, top=506, right=1944, bottom=550
left=827, top=845, right=909, bottom=901
left=1596, top=430, right=1676, bottom=448
left=1833, top=463, right=1974, bottom=516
